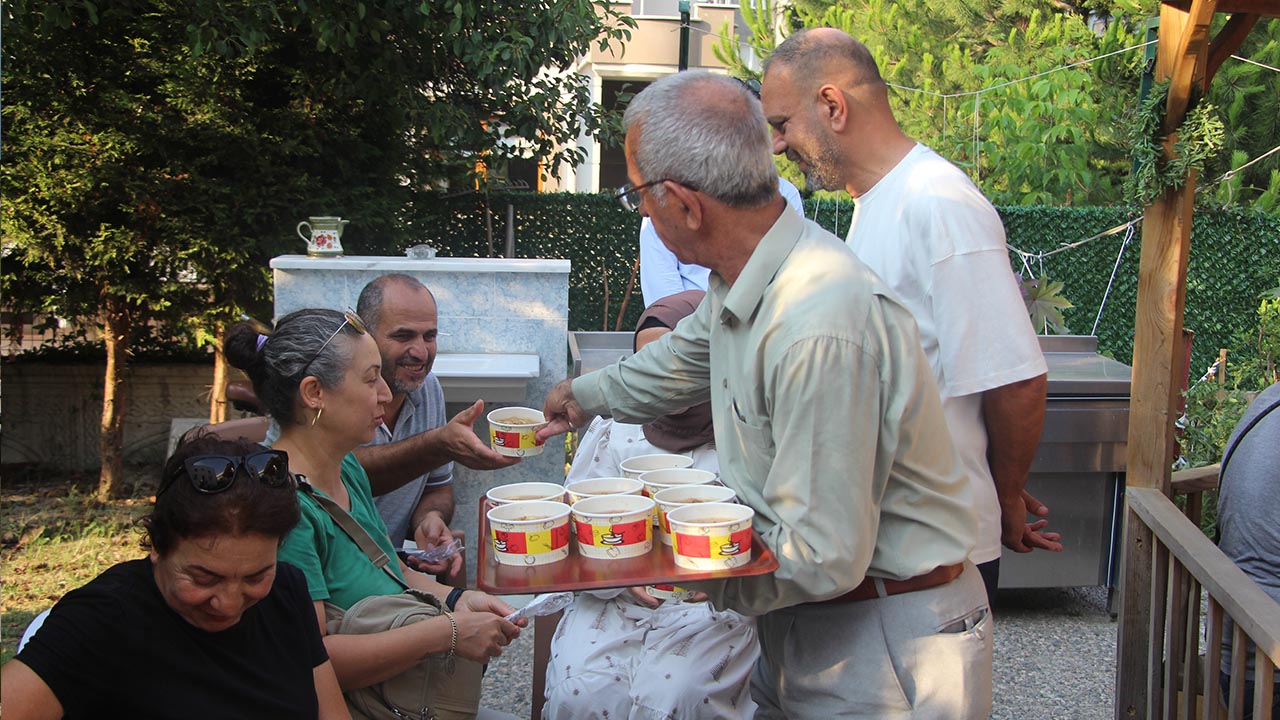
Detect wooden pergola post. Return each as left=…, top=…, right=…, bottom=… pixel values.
left=1114, top=1, right=1269, bottom=716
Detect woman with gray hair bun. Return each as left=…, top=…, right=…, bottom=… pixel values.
left=224, top=308, right=524, bottom=719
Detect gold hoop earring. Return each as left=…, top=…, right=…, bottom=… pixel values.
left=311, top=406, right=324, bottom=428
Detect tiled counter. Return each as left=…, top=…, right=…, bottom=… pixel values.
left=271, top=255, right=571, bottom=578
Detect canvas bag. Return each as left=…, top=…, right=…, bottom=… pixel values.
left=303, top=483, right=483, bottom=720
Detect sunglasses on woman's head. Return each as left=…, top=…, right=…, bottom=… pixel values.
left=297, top=308, right=369, bottom=376
left=159, top=450, right=294, bottom=496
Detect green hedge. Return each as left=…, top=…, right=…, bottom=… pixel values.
left=393, top=192, right=1279, bottom=378
left=388, top=192, right=644, bottom=332
left=998, top=206, right=1280, bottom=380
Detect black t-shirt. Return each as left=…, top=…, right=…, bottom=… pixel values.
left=15, top=559, right=327, bottom=719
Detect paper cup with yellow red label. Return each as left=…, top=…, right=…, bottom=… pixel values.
left=653, top=484, right=737, bottom=546
left=645, top=584, right=698, bottom=601
left=638, top=468, right=718, bottom=497
left=618, top=453, right=694, bottom=480
left=570, top=494, right=655, bottom=560
left=486, top=500, right=571, bottom=566
left=667, top=502, right=755, bottom=570
left=487, top=407, right=547, bottom=457
left=564, top=476, right=644, bottom=505
left=485, top=482, right=566, bottom=507
left=637, top=467, right=718, bottom=525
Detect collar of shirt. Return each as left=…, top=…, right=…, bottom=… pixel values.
left=715, top=208, right=805, bottom=327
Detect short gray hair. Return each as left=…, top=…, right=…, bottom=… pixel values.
left=623, top=70, right=777, bottom=208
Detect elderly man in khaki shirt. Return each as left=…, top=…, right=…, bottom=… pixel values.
left=538, top=70, right=992, bottom=719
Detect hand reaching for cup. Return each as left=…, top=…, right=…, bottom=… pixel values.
left=536, top=379, right=592, bottom=442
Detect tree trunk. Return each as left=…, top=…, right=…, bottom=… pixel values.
left=97, top=298, right=133, bottom=500
left=209, top=329, right=229, bottom=424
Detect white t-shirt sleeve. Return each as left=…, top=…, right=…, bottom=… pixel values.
left=929, top=248, right=1047, bottom=398
left=779, top=177, right=804, bottom=216
left=639, top=219, right=687, bottom=307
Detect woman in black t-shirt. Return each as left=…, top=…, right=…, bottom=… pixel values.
left=1, top=435, right=350, bottom=720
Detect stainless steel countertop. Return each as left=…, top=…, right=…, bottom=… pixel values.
left=570, top=332, right=1133, bottom=398
left=1040, top=336, right=1132, bottom=398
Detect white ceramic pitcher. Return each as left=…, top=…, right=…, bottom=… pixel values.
left=297, top=216, right=349, bottom=257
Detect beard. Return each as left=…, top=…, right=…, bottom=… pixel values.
left=387, top=374, right=424, bottom=396
left=798, top=140, right=839, bottom=190
left=385, top=356, right=430, bottom=396
left=797, top=137, right=846, bottom=193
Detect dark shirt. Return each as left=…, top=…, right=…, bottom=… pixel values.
left=1217, top=381, right=1280, bottom=695
left=16, top=559, right=327, bottom=719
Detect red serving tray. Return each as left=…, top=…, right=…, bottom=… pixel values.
left=476, top=502, right=779, bottom=594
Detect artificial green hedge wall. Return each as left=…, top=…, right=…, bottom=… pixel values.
left=393, top=192, right=644, bottom=333
left=998, top=206, right=1280, bottom=379
left=393, top=192, right=1278, bottom=378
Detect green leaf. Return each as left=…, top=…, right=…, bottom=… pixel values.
left=1021, top=276, right=1074, bottom=335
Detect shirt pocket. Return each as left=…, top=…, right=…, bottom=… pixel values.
left=724, top=394, right=773, bottom=475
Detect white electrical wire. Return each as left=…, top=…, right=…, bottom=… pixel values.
left=1092, top=222, right=1137, bottom=337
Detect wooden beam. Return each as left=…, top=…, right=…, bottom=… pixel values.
left=1170, top=463, right=1220, bottom=495
left=1117, top=169, right=1200, bottom=719
left=1116, top=4, right=1219, bottom=716
left=1164, top=0, right=1216, bottom=128
left=1207, top=13, right=1261, bottom=85
left=1163, top=0, right=1280, bottom=16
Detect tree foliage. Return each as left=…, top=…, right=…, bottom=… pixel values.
left=1203, top=21, right=1280, bottom=211
left=178, top=0, right=635, bottom=185
left=1, top=0, right=633, bottom=494
left=714, top=0, right=1280, bottom=209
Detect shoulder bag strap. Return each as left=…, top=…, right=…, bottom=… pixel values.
left=1214, top=391, right=1280, bottom=543
left=1219, top=393, right=1280, bottom=480
left=298, top=477, right=410, bottom=592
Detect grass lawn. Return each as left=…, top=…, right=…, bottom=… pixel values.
left=1, top=467, right=155, bottom=664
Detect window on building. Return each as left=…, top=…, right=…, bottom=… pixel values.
left=599, top=78, right=650, bottom=191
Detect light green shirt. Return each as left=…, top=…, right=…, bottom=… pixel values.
left=573, top=209, right=976, bottom=615
left=279, top=453, right=407, bottom=610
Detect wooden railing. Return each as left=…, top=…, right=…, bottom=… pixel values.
left=1121, top=464, right=1280, bottom=719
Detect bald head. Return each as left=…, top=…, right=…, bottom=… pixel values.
left=765, top=28, right=884, bottom=97
left=760, top=28, right=913, bottom=196
left=357, top=273, right=436, bottom=334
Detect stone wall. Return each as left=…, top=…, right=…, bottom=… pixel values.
left=2, top=362, right=215, bottom=471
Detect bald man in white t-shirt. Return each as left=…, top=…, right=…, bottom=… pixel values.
left=761, top=28, right=1061, bottom=599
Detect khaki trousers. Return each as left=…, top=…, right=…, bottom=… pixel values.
left=752, top=561, right=993, bottom=720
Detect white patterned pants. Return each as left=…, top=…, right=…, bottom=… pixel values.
left=543, top=592, right=759, bottom=720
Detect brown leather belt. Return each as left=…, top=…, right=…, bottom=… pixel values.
left=821, top=563, right=965, bottom=604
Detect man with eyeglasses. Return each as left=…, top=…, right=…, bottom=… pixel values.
left=760, top=28, right=1057, bottom=603
left=538, top=70, right=993, bottom=719
left=637, top=78, right=806, bottom=307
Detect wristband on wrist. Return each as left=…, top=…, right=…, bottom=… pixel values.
left=446, top=587, right=465, bottom=612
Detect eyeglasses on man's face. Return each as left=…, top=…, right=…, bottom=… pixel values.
left=159, top=450, right=295, bottom=496
left=615, top=179, right=699, bottom=213
left=298, top=308, right=369, bottom=377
